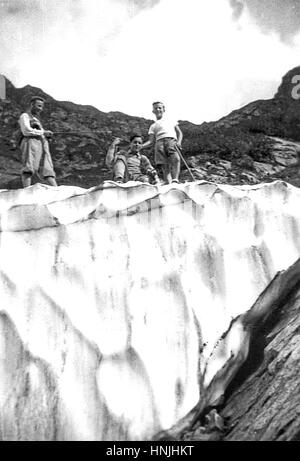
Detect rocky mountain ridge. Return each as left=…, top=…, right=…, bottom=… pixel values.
left=1, top=66, right=300, bottom=189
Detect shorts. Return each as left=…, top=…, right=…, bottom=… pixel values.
left=155, top=137, right=181, bottom=165
left=20, top=137, right=56, bottom=179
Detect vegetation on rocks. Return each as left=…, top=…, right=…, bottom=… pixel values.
left=1, top=65, right=300, bottom=189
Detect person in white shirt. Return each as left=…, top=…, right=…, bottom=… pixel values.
left=18, top=96, right=57, bottom=187
left=141, top=101, right=183, bottom=184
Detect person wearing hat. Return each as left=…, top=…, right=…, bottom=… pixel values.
left=18, top=96, right=57, bottom=187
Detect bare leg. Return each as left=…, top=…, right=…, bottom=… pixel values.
left=170, top=152, right=181, bottom=181
left=21, top=172, right=32, bottom=188
left=45, top=176, right=58, bottom=187
left=113, top=159, right=126, bottom=182
left=162, top=165, right=172, bottom=184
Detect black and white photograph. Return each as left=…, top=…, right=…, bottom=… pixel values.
left=0, top=0, right=300, bottom=446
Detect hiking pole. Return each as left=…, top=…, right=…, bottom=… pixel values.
left=52, top=131, right=99, bottom=136
left=177, top=146, right=195, bottom=181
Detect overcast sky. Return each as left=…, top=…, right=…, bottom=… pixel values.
left=1, top=0, right=300, bottom=123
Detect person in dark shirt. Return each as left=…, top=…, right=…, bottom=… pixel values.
left=106, top=134, right=160, bottom=184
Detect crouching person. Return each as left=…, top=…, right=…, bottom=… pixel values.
left=106, top=134, right=160, bottom=184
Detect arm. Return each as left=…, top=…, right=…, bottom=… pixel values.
left=175, top=124, right=183, bottom=148
left=106, top=137, right=121, bottom=169
left=141, top=156, right=160, bottom=183
left=19, top=113, right=44, bottom=137
left=141, top=155, right=155, bottom=172
left=141, top=133, right=155, bottom=150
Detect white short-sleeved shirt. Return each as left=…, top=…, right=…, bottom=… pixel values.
left=148, top=117, right=178, bottom=142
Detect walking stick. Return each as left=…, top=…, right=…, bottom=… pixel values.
left=177, top=146, right=195, bottom=181
left=52, top=131, right=98, bottom=137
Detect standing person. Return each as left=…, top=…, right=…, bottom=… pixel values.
left=19, top=96, right=57, bottom=188
left=106, top=134, right=160, bottom=184
left=141, top=101, right=183, bottom=184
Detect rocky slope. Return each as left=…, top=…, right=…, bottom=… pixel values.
left=0, top=79, right=151, bottom=189
left=1, top=65, right=300, bottom=189
left=221, top=281, right=300, bottom=441
left=177, top=258, right=300, bottom=442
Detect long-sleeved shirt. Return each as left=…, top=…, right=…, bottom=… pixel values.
left=19, top=112, right=44, bottom=137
